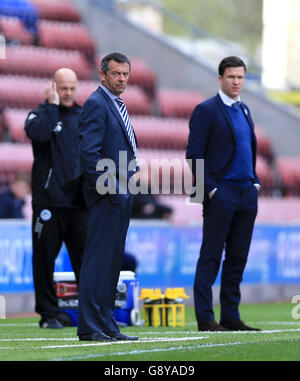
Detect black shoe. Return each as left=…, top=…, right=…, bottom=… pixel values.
left=78, top=332, right=116, bottom=341
left=56, top=311, right=73, bottom=327
left=105, top=332, right=139, bottom=341
left=39, top=317, right=64, bottom=329
left=197, top=320, right=228, bottom=331
left=220, top=320, right=261, bottom=331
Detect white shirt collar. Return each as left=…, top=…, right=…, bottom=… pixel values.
left=100, top=84, right=118, bottom=101
left=100, top=84, right=123, bottom=115
left=218, top=89, right=241, bottom=106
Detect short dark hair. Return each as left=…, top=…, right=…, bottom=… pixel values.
left=218, top=56, right=247, bottom=76
left=100, top=52, right=131, bottom=74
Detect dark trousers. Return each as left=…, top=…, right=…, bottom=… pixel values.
left=32, top=206, right=87, bottom=319
left=194, top=182, right=258, bottom=326
left=77, top=195, right=133, bottom=336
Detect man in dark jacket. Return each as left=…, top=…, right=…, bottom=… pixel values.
left=25, top=68, right=87, bottom=329
left=186, top=57, right=261, bottom=332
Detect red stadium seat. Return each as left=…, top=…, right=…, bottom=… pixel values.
left=157, top=88, right=205, bottom=118
left=0, top=143, right=33, bottom=185
left=137, top=149, right=193, bottom=194
left=2, top=108, right=30, bottom=143
left=122, top=86, right=153, bottom=115
left=255, top=125, right=273, bottom=162
left=0, top=46, right=94, bottom=80
left=131, top=116, right=189, bottom=150
left=276, top=157, right=300, bottom=196
left=130, top=58, right=156, bottom=97
left=0, top=75, right=47, bottom=109
left=74, top=80, right=99, bottom=106
left=0, top=16, right=34, bottom=45
left=0, top=143, right=33, bottom=170
left=255, top=155, right=275, bottom=195
left=38, top=20, right=95, bottom=57
left=31, top=0, right=81, bottom=22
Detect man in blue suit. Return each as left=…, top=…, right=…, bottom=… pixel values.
left=186, top=56, right=261, bottom=331
left=77, top=53, right=139, bottom=341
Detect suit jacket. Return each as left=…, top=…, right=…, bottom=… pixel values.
left=186, top=93, right=260, bottom=197
left=78, top=86, right=137, bottom=208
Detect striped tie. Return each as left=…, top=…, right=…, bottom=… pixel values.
left=115, top=97, right=139, bottom=170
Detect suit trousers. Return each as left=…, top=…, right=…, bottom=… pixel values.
left=194, top=181, right=258, bottom=326
left=32, top=206, right=87, bottom=319
left=77, top=194, right=133, bottom=336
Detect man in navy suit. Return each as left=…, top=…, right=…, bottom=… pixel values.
left=186, top=56, right=261, bottom=331
left=77, top=53, right=139, bottom=341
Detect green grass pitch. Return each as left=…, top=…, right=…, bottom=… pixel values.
left=0, top=302, right=299, bottom=361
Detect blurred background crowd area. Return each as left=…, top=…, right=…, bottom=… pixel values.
left=0, top=0, right=300, bottom=224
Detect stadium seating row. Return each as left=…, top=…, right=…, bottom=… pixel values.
left=0, top=142, right=33, bottom=185
left=159, top=195, right=300, bottom=224
left=0, top=76, right=153, bottom=114
left=0, top=141, right=299, bottom=200
left=0, top=15, right=35, bottom=44
left=132, top=116, right=273, bottom=161
left=38, top=20, right=95, bottom=57
left=254, top=125, right=273, bottom=162
left=276, top=157, right=300, bottom=196
left=0, top=45, right=94, bottom=80
left=31, top=0, right=81, bottom=23
left=0, top=16, right=95, bottom=56
left=157, top=88, right=205, bottom=118
left=137, top=148, right=275, bottom=196
left=0, top=0, right=80, bottom=28
left=0, top=110, right=280, bottom=170
left=132, top=116, right=188, bottom=150
left=2, top=108, right=30, bottom=143
left=129, top=58, right=156, bottom=97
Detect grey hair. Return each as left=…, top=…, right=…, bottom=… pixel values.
left=100, top=52, right=131, bottom=74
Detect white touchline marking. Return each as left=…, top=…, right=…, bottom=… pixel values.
left=249, top=321, right=300, bottom=325
left=1, top=327, right=300, bottom=346
left=41, top=336, right=209, bottom=349
left=51, top=334, right=300, bottom=361
left=50, top=341, right=249, bottom=361
left=40, top=327, right=300, bottom=350
left=253, top=328, right=300, bottom=333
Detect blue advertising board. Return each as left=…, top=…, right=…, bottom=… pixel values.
left=0, top=220, right=300, bottom=293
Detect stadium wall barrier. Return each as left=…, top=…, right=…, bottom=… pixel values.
left=0, top=220, right=300, bottom=313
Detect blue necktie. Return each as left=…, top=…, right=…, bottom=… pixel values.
left=232, top=101, right=241, bottom=111
left=115, top=97, right=139, bottom=170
